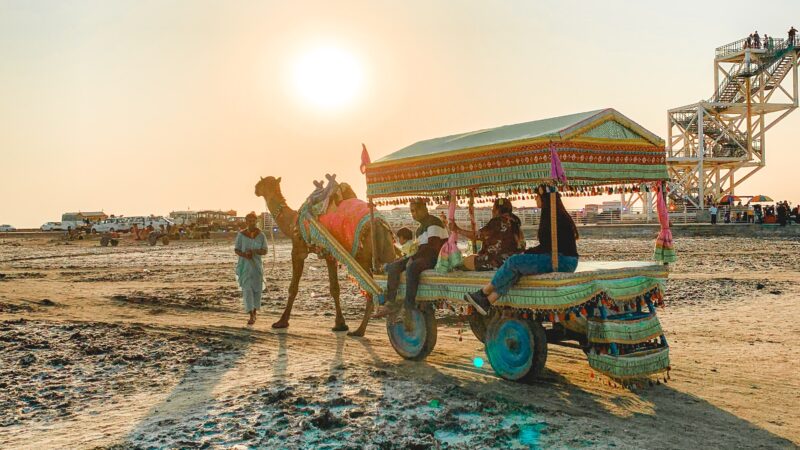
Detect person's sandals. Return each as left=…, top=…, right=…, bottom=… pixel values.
left=384, top=301, right=403, bottom=322
left=372, top=305, right=389, bottom=319
left=384, top=302, right=415, bottom=331
left=463, top=290, right=491, bottom=316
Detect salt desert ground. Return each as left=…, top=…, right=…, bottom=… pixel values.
left=0, top=235, right=798, bottom=449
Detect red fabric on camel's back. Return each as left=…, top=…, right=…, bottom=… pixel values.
left=318, top=198, right=372, bottom=253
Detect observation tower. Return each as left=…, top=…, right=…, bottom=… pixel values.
left=666, top=33, right=799, bottom=208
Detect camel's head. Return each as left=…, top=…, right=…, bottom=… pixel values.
left=255, top=176, right=282, bottom=199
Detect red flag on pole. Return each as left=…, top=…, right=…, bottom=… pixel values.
left=360, top=143, right=371, bottom=174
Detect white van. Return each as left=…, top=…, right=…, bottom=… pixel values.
left=128, top=216, right=175, bottom=231
left=91, top=218, right=132, bottom=233
left=41, top=222, right=63, bottom=231
left=61, top=214, right=89, bottom=232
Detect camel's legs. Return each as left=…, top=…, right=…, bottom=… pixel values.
left=348, top=293, right=373, bottom=337
left=272, top=250, right=306, bottom=329
left=326, top=257, right=349, bottom=332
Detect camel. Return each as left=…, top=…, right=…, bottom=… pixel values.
left=255, top=176, right=398, bottom=336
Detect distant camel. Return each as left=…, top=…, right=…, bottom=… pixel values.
left=255, top=176, right=398, bottom=336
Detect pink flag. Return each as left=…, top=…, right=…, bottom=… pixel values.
left=653, top=181, right=677, bottom=263
left=550, top=143, right=567, bottom=183
left=360, top=143, right=371, bottom=174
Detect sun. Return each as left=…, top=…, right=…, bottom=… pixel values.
left=291, top=46, right=364, bottom=110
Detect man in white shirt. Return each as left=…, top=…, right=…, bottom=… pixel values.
left=381, top=200, right=447, bottom=326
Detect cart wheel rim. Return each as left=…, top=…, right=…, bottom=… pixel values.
left=487, top=318, right=533, bottom=379
left=387, top=308, right=425, bottom=357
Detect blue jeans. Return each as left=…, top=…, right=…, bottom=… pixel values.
left=384, top=255, right=437, bottom=308
left=490, top=253, right=579, bottom=295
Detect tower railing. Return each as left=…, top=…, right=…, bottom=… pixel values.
left=715, top=37, right=789, bottom=59
left=715, top=38, right=749, bottom=58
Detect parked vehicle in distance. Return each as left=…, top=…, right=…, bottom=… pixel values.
left=40, top=222, right=64, bottom=231
left=0, top=225, right=17, bottom=232
left=61, top=213, right=98, bottom=232
left=127, top=216, right=175, bottom=231
left=91, top=217, right=132, bottom=233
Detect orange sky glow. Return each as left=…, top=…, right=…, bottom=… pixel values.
left=1, top=1, right=799, bottom=227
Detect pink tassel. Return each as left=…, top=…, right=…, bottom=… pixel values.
left=549, top=143, right=568, bottom=183
left=654, top=181, right=676, bottom=263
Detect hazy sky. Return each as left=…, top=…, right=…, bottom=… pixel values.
left=2, top=0, right=799, bottom=227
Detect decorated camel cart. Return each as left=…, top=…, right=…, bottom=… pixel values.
left=292, top=109, right=675, bottom=383
left=361, top=109, right=677, bottom=384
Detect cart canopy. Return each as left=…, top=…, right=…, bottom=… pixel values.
left=366, top=108, right=667, bottom=198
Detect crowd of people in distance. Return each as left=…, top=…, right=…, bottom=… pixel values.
left=743, top=27, right=797, bottom=50
left=708, top=198, right=798, bottom=226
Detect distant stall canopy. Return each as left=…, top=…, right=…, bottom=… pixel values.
left=365, top=108, right=668, bottom=199
left=62, top=211, right=108, bottom=221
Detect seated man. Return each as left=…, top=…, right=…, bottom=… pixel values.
left=383, top=199, right=447, bottom=326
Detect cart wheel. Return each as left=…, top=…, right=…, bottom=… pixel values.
left=387, top=303, right=437, bottom=361
left=148, top=234, right=158, bottom=246
left=161, top=236, right=169, bottom=245
left=468, top=311, right=487, bottom=343
left=485, top=316, right=547, bottom=382
left=100, top=237, right=109, bottom=247
left=111, top=239, right=119, bottom=247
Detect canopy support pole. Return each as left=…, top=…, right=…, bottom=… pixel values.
left=550, top=191, right=559, bottom=271
left=369, top=198, right=378, bottom=274
left=468, top=190, right=477, bottom=253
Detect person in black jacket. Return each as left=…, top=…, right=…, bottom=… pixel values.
left=465, top=186, right=579, bottom=315
left=382, top=199, right=448, bottom=324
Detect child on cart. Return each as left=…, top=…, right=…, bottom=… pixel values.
left=395, top=227, right=418, bottom=257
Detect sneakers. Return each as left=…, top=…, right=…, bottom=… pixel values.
left=464, top=290, right=491, bottom=316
